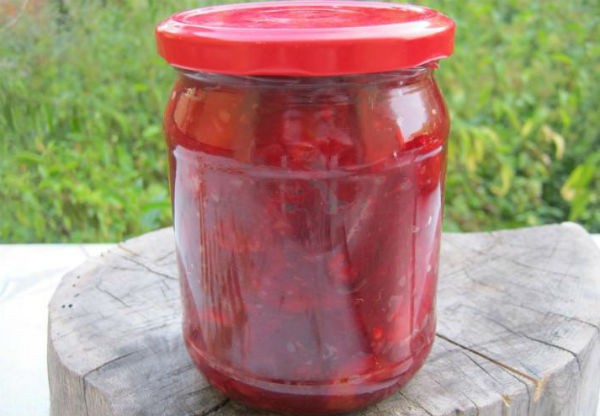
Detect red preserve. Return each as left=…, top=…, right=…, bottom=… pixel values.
left=156, top=2, right=454, bottom=414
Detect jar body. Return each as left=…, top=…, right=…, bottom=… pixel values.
left=164, top=69, right=449, bottom=415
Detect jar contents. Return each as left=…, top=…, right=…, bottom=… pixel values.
left=164, top=70, right=448, bottom=414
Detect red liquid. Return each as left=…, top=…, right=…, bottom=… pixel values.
left=164, top=70, right=448, bottom=415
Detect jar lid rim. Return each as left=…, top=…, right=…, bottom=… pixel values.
left=155, top=1, right=455, bottom=76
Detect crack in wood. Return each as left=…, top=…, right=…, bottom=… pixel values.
left=501, top=394, right=512, bottom=416
left=444, top=235, right=502, bottom=261
left=546, top=234, right=563, bottom=261
left=446, top=234, right=578, bottom=281
left=435, top=333, right=547, bottom=402
left=80, top=351, right=139, bottom=416
left=117, top=243, right=141, bottom=257
left=117, top=252, right=177, bottom=281
left=487, top=254, right=575, bottom=280
left=428, top=370, right=481, bottom=416
left=452, top=302, right=585, bottom=375
left=118, top=242, right=176, bottom=267
left=461, top=268, right=505, bottom=292
left=154, top=249, right=177, bottom=264
left=444, top=337, right=535, bottom=408
left=103, top=264, right=139, bottom=273
left=82, top=351, right=138, bottom=380
left=95, top=281, right=130, bottom=308
left=181, top=383, right=215, bottom=396
left=463, top=390, right=484, bottom=414
left=158, top=280, right=171, bottom=302
left=456, top=349, right=503, bottom=387
left=454, top=389, right=480, bottom=415
left=398, top=391, right=434, bottom=416
left=448, top=348, right=513, bottom=413
left=196, top=398, right=230, bottom=416
left=83, top=378, right=90, bottom=416
left=500, top=366, right=533, bottom=408
left=481, top=314, right=582, bottom=373
left=501, top=300, right=600, bottom=333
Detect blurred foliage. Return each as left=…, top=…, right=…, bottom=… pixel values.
left=419, top=0, right=600, bottom=232
left=0, top=0, right=598, bottom=242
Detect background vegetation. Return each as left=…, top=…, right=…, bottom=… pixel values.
left=1, top=0, right=599, bottom=242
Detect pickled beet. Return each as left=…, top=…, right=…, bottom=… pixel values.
left=165, top=69, right=449, bottom=415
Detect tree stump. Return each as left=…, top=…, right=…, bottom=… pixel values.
left=48, top=223, right=600, bottom=416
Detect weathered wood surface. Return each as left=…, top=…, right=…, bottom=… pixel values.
left=48, top=223, right=600, bottom=416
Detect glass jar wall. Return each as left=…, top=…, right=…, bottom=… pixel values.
left=163, top=68, right=449, bottom=414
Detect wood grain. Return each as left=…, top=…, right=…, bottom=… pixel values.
left=48, top=223, right=600, bottom=416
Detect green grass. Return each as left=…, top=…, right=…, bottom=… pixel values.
left=1, top=0, right=599, bottom=242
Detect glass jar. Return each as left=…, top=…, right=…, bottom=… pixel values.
left=156, top=2, right=454, bottom=414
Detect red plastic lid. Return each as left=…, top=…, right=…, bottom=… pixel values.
left=155, top=1, right=455, bottom=76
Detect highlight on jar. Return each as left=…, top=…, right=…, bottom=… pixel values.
left=156, top=2, right=455, bottom=414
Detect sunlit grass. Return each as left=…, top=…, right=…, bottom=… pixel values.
left=1, top=0, right=598, bottom=241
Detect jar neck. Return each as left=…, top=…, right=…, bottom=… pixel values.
left=177, top=67, right=434, bottom=90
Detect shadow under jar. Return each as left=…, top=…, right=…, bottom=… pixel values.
left=156, top=2, right=455, bottom=414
